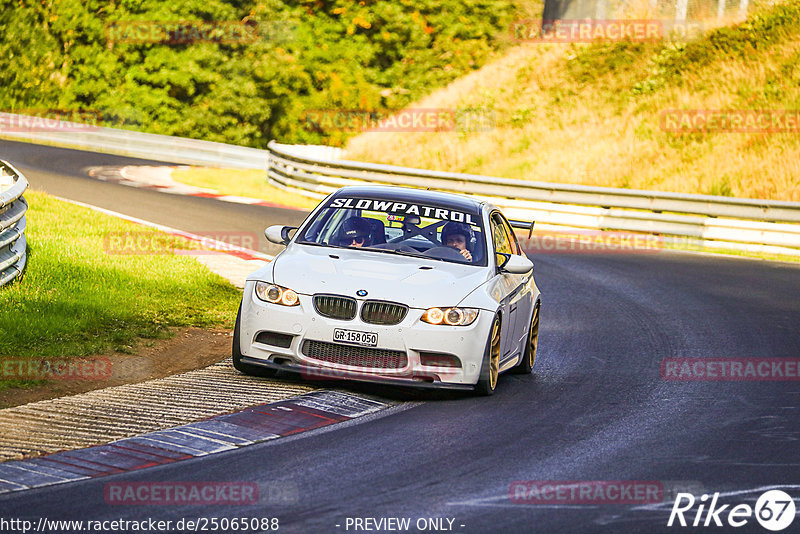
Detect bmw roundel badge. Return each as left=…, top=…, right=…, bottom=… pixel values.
left=356, top=289, right=368, bottom=297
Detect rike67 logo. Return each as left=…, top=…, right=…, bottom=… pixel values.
left=668, top=490, right=796, bottom=530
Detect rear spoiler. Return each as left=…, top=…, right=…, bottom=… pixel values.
left=508, top=219, right=535, bottom=239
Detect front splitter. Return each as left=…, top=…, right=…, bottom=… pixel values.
left=241, top=356, right=476, bottom=392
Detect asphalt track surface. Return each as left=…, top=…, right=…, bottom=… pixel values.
left=2, top=139, right=800, bottom=533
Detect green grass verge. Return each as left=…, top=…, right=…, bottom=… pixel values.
left=170, top=167, right=319, bottom=210
left=0, top=191, right=242, bottom=389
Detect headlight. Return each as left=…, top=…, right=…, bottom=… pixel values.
left=421, top=307, right=479, bottom=326
left=255, top=282, right=299, bottom=306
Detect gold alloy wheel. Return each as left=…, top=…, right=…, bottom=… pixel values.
left=528, top=306, right=539, bottom=368
left=489, top=317, right=501, bottom=389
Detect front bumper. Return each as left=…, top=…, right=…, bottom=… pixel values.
left=239, top=281, right=492, bottom=388
left=238, top=356, right=475, bottom=391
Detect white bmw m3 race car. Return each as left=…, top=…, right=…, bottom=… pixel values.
left=233, top=185, right=540, bottom=395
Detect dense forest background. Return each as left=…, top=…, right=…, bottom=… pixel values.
left=0, top=0, right=528, bottom=147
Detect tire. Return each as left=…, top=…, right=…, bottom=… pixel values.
left=232, top=302, right=278, bottom=378
left=475, top=315, right=502, bottom=396
left=512, top=302, right=540, bottom=374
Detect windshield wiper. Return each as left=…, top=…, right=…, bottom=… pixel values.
left=297, top=241, right=347, bottom=249
left=297, top=242, right=417, bottom=255
left=357, top=247, right=416, bottom=257
left=298, top=242, right=454, bottom=262
left=386, top=249, right=424, bottom=258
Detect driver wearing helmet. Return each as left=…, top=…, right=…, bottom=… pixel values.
left=338, top=216, right=373, bottom=248
left=441, top=221, right=473, bottom=262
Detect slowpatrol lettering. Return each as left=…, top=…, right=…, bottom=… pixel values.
left=329, top=198, right=477, bottom=224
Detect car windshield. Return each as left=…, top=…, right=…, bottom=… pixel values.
left=297, top=196, right=487, bottom=266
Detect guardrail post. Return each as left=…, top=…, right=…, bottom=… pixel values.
left=0, top=161, right=29, bottom=287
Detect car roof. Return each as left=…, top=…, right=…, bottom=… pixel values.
left=329, top=185, right=489, bottom=213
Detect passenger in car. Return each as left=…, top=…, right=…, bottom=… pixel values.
left=441, top=222, right=474, bottom=262
left=338, top=217, right=373, bottom=247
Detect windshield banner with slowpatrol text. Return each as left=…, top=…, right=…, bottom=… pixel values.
left=328, top=198, right=479, bottom=224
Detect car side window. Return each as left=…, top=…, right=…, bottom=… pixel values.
left=499, top=215, right=522, bottom=255
left=491, top=214, right=513, bottom=268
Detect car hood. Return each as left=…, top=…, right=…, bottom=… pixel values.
left=261, top=244, right=490, bottom=309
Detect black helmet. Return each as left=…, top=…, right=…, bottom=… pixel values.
left=441, top=221, right=474, bottom=245
left=338, top=217, right=372, bottom=246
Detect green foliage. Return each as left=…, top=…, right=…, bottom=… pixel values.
left=566, top=41, right=649, bottom=85
left=0, top=0, right=518, bottom=147
left=708, top=176, right=733, bottom=197
left=630, top=2, right=800, bottom=95
left=0, top=191, right=241, bottom=358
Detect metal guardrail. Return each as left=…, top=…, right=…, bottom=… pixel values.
left=0, top=111, right=265, bottom=169
left=0, top=161, right=28, bottom=286
left=0, top=112, right=345, bottom=169
left=266, top=141, right=800, bottom=256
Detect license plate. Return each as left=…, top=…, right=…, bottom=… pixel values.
left=333, top=329, right=378, bottom=347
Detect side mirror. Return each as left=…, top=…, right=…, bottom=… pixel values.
left=265, top=225, right=297, bottom=245
left=499, top=254, right=533, bottom=274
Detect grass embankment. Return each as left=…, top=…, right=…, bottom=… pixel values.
left=345, top=3, right=800, bottom=201
left=170, top=167, right=319, bottom=210
left=0, top=191, right=241, bottom=390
